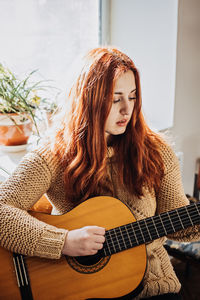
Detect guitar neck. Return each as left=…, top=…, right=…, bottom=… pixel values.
left=103, top=202, right=200, bottom=256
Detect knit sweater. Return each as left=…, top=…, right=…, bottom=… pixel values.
left=0, top=142, right=199, bottom=299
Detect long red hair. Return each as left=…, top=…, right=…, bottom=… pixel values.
left=52, top=47, right=165, bottom=203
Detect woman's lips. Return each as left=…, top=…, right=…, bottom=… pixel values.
left=116, top=119, right=128, bottom=126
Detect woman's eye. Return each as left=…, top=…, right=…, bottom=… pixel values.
left=113, top=99, right=120, bottom=103
left=129, top=97, right=136, bottom=101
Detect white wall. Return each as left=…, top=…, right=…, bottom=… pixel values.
left=169, top=0, right=200, bottom=195
left=109, top=0, right=178, bottom=131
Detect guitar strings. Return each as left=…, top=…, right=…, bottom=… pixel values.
left=104, top=205, right=200, bottom=252
left=106, top=205, right=200, bottom=243
left=105, top=219, right=199, bottom=253
left=112, top=204, right=200, bottom=237
left=105, top=211, right=200, bottom=248
left=104, top=221, right=200, bottom=254
left=104, top=219, right=200, bottom=254
left=104, top=217, right=200, bottom=255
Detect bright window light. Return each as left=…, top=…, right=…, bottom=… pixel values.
left=0, top=0, right=100, bottom=90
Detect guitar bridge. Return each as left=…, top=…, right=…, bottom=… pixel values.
left=13, top=253, right=33, bottom=300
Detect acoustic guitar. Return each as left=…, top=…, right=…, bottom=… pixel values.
left=0, top=196, right=200, bottom=300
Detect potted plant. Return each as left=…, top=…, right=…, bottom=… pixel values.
left=0, top=63, right=57, bottom=146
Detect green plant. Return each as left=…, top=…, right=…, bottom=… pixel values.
left=0, top=63, right=57, bottom=134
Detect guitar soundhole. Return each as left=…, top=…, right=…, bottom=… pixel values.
left=76, top=251, right=103, bottom=266
left=65, top=251, right=110, bottom=274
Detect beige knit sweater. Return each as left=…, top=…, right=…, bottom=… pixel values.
left=0, top=142, right=199, bottom=299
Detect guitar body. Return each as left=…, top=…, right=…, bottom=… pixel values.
left=0, top=196, right=147, bottom=300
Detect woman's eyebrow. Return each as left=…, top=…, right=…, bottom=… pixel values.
left=114, top=88, right=136, bottom=95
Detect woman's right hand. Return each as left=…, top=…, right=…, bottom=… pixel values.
left=62, top=226, right=105, bottom=256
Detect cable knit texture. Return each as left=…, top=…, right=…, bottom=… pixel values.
left=0, top=142, right=199, bottom=298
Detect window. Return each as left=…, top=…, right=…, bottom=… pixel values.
left=0, top=0, right=100, bottom=90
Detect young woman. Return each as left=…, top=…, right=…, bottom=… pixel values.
left=0, top=47, right=199, bottom=299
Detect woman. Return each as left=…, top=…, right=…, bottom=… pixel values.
left=0, top=47, right=199, bottom=299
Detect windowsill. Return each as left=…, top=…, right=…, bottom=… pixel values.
left=0, top=149, right=27, bottom=181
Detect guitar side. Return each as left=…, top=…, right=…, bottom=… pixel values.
left=0, top=196, right=147, bottom=300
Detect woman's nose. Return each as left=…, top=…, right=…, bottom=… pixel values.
left=120, top=100, right=129, bottom=115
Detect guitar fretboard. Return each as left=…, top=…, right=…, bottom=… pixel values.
left=103, top=202, right=200, bottom=257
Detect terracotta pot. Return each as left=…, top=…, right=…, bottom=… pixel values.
left=0, top=113, right=33, bottom=146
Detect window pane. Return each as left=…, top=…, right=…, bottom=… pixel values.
left=0, top=0, right=99, bottom=89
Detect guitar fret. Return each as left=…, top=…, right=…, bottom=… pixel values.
left=159, top=215, right=167, bottom=235
left=124, top=225, right=133, bottom=247
left=192, top=204, right=200, bottom=224
left=144, top=219, right=152, bottom=240
left=118, top=227, right=126, bottom=249
left=168, top=211, right=180, bottom=232
left=143, top=218, right=158, bottom=240
left=132, top=222, right=145, bottom=244
left=167, top=211, right=175, bottom=233
left=107, top=230, right=116, bottom=254
left=160, top=212, right=176, bottom=235
left=103, top=238, right=111, bottom=256
left=179, top=207, right=194, bottom=228
left=196, top=203, right=200, bottom=214
left=175, top=209, right=184, bottom=229
left=130, top=223, right=139, bottom=245
left=138, top=219, right=152, bottom=242
left=113, top=229, right=122, bottom=251
left=138, top=222, right=145, bottom=242
left=103, top=246, right=108, bottom=257
left=183, top=207, right=193, bottom=225
left=151, top=216, right=161, bottom=238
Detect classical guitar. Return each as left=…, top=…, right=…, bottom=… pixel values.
left=0, top=196, right=200, bottom=300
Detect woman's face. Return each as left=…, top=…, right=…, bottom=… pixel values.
left=105, top=70, right=136, bottom=139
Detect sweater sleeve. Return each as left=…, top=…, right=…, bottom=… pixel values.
left=156, top=143, right=200, bottom=242
left=0, top=150, right=67, bottom=259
